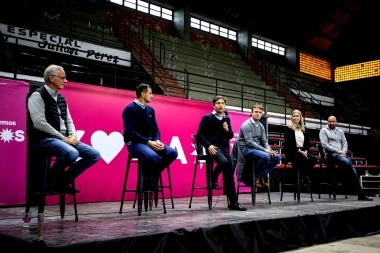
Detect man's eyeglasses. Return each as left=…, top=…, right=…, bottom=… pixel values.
left=52, top=75, right=67, bottom=81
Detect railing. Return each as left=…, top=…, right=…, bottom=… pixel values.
left=159, top=42, right=165, bottom=64
left=0, top=4, right=372, bottom=131
left=167, top=67, right=292, bottom=115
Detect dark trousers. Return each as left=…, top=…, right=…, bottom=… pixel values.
left=208, top=146, right=237, bottom=203
left=289, top=153, right=317, bottom=179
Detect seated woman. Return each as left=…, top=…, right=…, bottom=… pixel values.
left=284, top=110, right=317, bottom=185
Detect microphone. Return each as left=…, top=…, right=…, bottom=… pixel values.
left=222, top=110, right=228, bottom=124
left=222, top=110, right=228, bottom=122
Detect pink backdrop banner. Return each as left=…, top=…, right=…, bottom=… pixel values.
left=0, top=78, right=29, bottom=206
left=0, top=80, right=252, bottom=206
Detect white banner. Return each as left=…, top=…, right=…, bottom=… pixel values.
left=0, top=23, right=131, bottom=67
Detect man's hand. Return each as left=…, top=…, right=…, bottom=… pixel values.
left=265, top=149, right=277, bottom=157
left=338, top=150, right=346, bottom=157
left=148, top=140, right=164, bottom=151
left=208, top=145, right=218, bottom=155
left=222, top=122, right=229, bottom=132
left=63, top=135, right=78, bottom=146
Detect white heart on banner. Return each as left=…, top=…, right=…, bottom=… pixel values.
left=91, top=131, right=124, bottom=164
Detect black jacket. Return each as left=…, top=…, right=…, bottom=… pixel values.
left=283, top=126, right=311, bottom=161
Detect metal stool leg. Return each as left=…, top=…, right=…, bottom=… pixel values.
left=137, top=159, right=144, bottom=216
left=159, top=175, right=167, bottom=214
left=59, top=194, right=65, bottom=218
left=332, top=174, right=336, bottom=200
left=166, top=166, right=174, bottom=209
left=307, top=175, right=314, bottom=202
left=144, top=192, right=149, bottom=212
left=252, top=161, right=256, bottom=205
left=37, top=155, right=50, bottom=215
left=206, top=160, right=213, bottom=210
left=280, top=164, right=286, bottom=201
left=267, top=173, right=271, bottom=204
left=119, top=155, right=132, bottom=214
left=69, top=164, right=78, bottom=221
left=296, top=168, right=301, bottom=202
left=188, top=160, right=199, bottom=208
left=154, top=166, right=174, bottom=209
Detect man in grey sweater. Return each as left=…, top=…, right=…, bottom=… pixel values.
left=319, top=116, right=372, bottom=201
left=238, top=104, right=281, bottom=187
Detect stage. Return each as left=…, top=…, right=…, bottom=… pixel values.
left=1, top=192, right=380, bottom=252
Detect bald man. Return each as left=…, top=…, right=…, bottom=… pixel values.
left=319, top=116, right=372, bottom=201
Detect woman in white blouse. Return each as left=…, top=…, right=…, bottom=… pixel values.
left=284, top=110, right=317, bottom=184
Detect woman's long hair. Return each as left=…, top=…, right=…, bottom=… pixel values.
left=288, top=109, right=305, bottom=132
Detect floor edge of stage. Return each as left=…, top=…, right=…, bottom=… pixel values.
left=1, top=202, right=380, bottom=253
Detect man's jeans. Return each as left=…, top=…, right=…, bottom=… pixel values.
left=127, top=142, right=178, bottom=178
left=327, top=152, right=364, bottom=195
left=33, top=137, right=101, bottom=186
left=242, top=147, right=281, bottom=178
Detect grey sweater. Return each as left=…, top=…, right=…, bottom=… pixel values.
left=319, top=126, right=348, bottom=154
left=238, top=118, right=270, bottom=151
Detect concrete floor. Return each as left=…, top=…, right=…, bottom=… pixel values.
left=285, top=233, right=380, bottom=252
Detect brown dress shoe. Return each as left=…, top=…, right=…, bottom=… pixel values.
left=259, top=177, right=269, bottom=187
left=255, top=178, right=263, bottom=187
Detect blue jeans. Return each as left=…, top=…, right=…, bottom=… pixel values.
left=327, top=152, right=364, bottom=195
left=242, top=147, right=281, bottom=177
left=33, top=137, right=101, bottom=185
left=127, top=142, right=178, bottom=178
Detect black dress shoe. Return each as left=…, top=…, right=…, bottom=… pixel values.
left=144, top=178, right=159, bottom=191
left=229, top=202, right=247, bottom=211
left=212, top=182, right=220, bottom=190
left=53, top=185, right=80, bottom=194
left=62, top=185, right=81, bottom=195
left=46, top=184, right=60, bottom=195
left=358, top=194, right=373, bottom=201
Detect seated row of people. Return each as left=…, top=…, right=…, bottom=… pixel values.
left=284, top=110, right=371, bottom=200
left=203, top=98, right=373, bottom=209
left=26, top=64, right=372, bottom=214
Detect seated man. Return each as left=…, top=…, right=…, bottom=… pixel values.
left=27, top=64, right=101, bottom=194
left=319, top=116, right=372, bottom=201
left=197, top=95, right=246, bottom=211
left=122, top=83, right=178, bottom=191
left=238, top=104, right=281, bottom=187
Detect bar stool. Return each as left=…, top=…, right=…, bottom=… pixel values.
left=119, top=153, right=167, bottom=216
left=188, top=134, right=215, bottom=210
left=25, top=146, right=78, bottom=240
left=280, top=159, right=313, bottom=202
left=237, top=158, right=271, bottom=205
left=25, top=143, right=79, bottom=218
left=133, top=165, right=174, bottom=210
left=317, top=144, right=347, bottom=200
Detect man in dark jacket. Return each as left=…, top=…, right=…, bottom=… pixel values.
left=197, top=95, right=246, bottom=211
left=122, top=83, right=178, bottom=190
left=27, top=64, right=101, bottom=194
